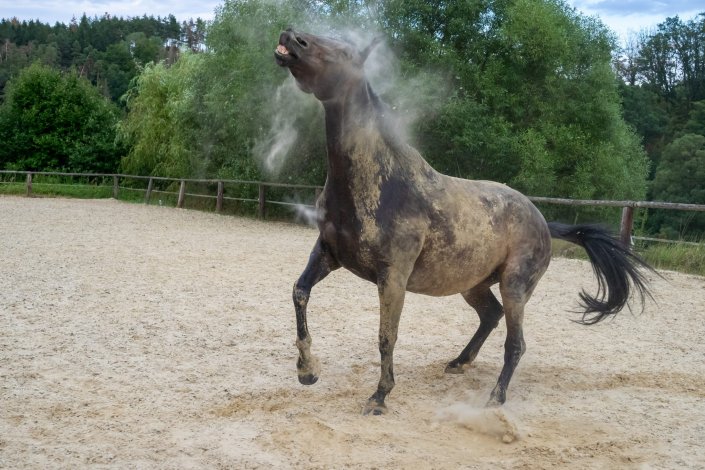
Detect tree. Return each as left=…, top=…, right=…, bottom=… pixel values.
left=649, top=134, right=705, bottom=237
left=0, top=62, right=123, bottom=172
left=618, top=13, right=705, bottom=235
left=1, top=13, right=202, bottom=103
left=381, top=0, right=649, bottom=216
left=110, top=0, right=650, bottom=220
left=194, top=0, right=325, bottom=184
left=118, top=53, right=206, bottom=178
left=181, top=18, right=208, bottom=52
left=684, top=100, right=705, bottom=136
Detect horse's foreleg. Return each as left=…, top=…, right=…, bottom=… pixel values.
left=445, top=286, right=504, bottom=374
left=293, top=238, right=339, bottom=385
left=363, top=268, right=408, bottom=415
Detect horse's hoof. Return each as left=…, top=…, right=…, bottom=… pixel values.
left=362, top=400, right=388, bottom=416
left=486, top=392, right=505, bottom=408
left=296, top=355, right=320, bottom=385
left=444, top=362, right=465, bottom=374
left=362, top=405, right=387, bottom=415
left=298, top=373, right=319, bottom=385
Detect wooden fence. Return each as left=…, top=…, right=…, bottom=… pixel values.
left=2, top=170, right=704, bottom=246
left=2, top=170, right=321, bottom=220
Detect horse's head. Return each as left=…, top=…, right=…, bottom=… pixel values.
left=275, top=29, right=380, bottom=101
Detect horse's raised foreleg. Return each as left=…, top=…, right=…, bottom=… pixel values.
left=445, top=285, right=504, bottom=374
left=363, top=267, right=408, bottom=415
left=293, top=237, right=339, bottom=385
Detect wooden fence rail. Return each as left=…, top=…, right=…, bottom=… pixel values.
left=2, top=170, right=704, bottom=245
left=526, top=196, right=705, bottom=246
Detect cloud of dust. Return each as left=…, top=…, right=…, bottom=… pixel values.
left=253, top=78, right=313, bottom=177
left=334, top=26, right=448, bottom=144
left=254, top=16, right=450, bottom=179
left=293, top=202, right=323, bottom=226
left=435, top=394, right=522, bottom=443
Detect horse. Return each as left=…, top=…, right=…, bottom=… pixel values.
left=274, top=28, right=654, bottom=415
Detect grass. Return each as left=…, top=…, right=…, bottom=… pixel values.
left=0, top=174, right=119, bottom=198
left=552, top=238, right=705, bottom=277
left=638, top=241, right=705, bottom=276
left=4, top=184, right=114, bottom=198
left=0, top=183, right=113, bottom=199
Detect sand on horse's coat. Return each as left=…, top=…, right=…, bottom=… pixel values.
left=1, top=197, right=704, bottom=469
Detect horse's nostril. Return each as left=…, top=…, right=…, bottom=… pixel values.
left=296, top=36, right=308, bottom=47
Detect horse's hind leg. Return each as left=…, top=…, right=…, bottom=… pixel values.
left=487, top=296, right=526, bottom=406
left=293, top=237, right=339, bottom=385
left=487, top=259, right=545, bottom=405
left=445, top=285, right=504, bottom=374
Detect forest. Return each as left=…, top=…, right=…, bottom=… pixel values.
left=0, top=0, right=703, bottom=238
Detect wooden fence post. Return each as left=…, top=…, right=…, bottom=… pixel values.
left=258, top=184, right=267, bottom=219
left=620, top=206, right=634, bottom=247
left=216, top=181, right=224, bottom=213
left=145, top=177, right=154, bottom=204
left=112, top=175, right=119, bottom=199
left=177, top=180, right=186, bottom=208
left=26, top=172, right=32, bottom=197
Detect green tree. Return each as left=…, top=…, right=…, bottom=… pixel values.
left=618, top=12, right=705, bottom=236
left=112, top=0, right=649, bottom=219
left=1, top=13, right=202, bottom=103
left=0, top=62, right=123, bottom=172
left=650, top=134, right=705, bottom=237
left=381, top=0, right=649, bottom=215
left=194, top=0, right=324, bottom=184
left=118, top=52, right=206, bottom=178
left=684, top=100, right=705, bottom=136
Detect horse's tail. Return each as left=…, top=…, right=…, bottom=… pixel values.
left=547, top=222, right=656, bottom=325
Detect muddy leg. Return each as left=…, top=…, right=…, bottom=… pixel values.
left=293, top=238, right=339, bottom=385
left=363, top=269, right=408, bottom=415
left=488, top=287, right=528, bottom=406
left=445, top=286, right=504, bottom=374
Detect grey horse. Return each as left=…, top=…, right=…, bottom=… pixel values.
left=275, top=29, right=653, bottom=415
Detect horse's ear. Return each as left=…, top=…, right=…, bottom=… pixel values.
left=360, top=35, right=383, bottom=63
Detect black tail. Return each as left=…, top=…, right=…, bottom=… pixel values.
left=547, top=222, right=656, bottom=325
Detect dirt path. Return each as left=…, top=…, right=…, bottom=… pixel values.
left=1, top=197, right=704, bottom=469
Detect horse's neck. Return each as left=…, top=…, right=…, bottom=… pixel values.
left=322, top=82, right=424, bottom=186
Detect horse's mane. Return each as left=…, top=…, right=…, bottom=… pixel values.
left=364, top=81, right=424, bottom=166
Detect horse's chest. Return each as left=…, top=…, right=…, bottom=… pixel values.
left=318, top=195, right=386, bottom=281
left=320, top=212, right=373, bottom=263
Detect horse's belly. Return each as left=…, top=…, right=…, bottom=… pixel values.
left=405, top=241, right=505, bottom=296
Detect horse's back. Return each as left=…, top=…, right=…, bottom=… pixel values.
left=406, top=175, right=551, bottom=296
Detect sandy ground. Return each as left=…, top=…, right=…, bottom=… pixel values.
left=1, top=196, right=704, bottom=469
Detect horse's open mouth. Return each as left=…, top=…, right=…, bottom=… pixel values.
left=275, top=44, right=297, bottom=66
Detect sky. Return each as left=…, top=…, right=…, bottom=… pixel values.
left=570, top=0, right=704, bottom=39
left=0, top=0, right=703, bottom=43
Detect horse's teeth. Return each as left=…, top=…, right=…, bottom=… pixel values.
left=277, top=45, right=289, bottom=55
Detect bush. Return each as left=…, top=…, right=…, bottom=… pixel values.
left=0, top=62, right=124, bottom=173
